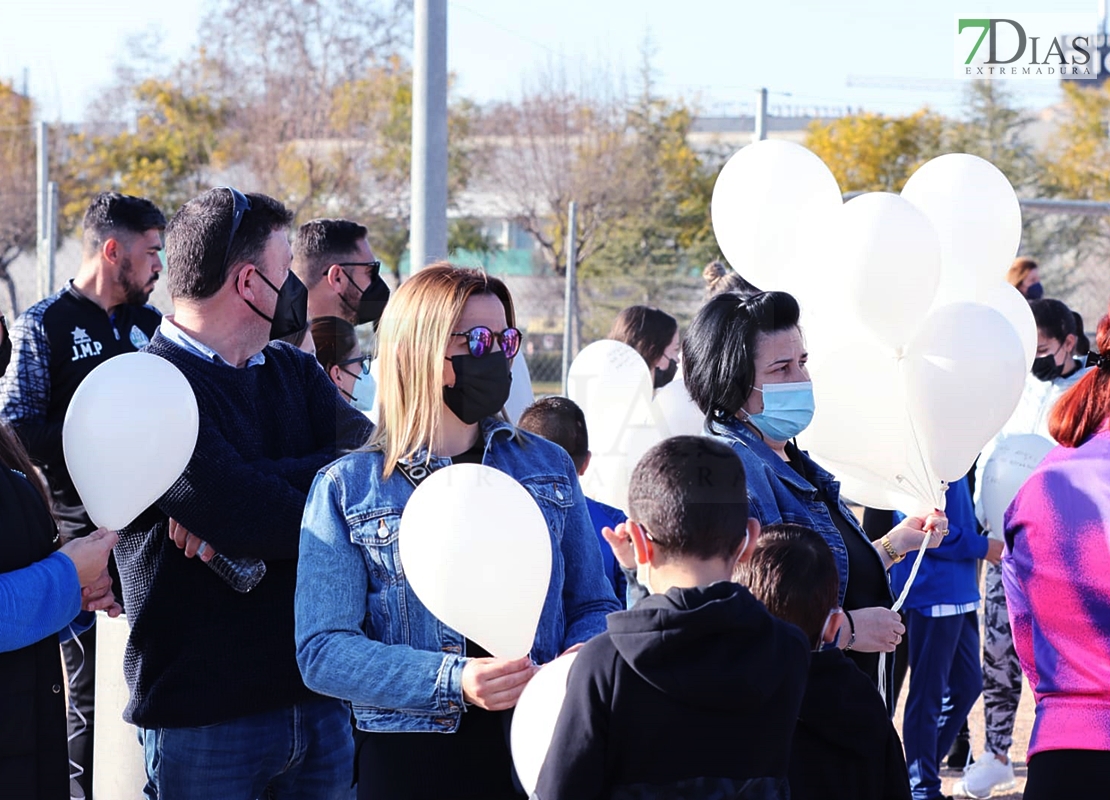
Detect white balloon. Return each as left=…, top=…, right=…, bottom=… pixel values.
left=63, top=352, right=199, bottom=530
left=711, top=140, right=843, bottom=293
left=904, top=303, right=1027, bottom=482
left=800, top=341, right=941, bottom=508
left=504, top=354, right=535, bottom=425
left=977, top=281, right=1038, bottom=370
left=826, top=193, right=942, bottom=349
left=979, top=433, right=1055, bottom=538
left=652, top=370, right=705, bottom=438
left=367, top=358, right=381, bottom=425
left=511, top=652, right=580, bottom=796
left=567, top=340, right=653, bottom=456
left=902, top=154, right=1022, bottom=299
left=816, top=455, right=928, bottom=516
left=398, top=464, right=552, bottom=658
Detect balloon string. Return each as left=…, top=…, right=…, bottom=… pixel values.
left=880, top=355, right=946, bottom=706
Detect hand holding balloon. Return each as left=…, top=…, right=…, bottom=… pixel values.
left=59, top=528, right=122, bottom=617
left=462, top=656, right=538, bottom=711
left=848, top=607, right=906, bottom=653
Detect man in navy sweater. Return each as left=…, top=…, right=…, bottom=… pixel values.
left=114, top=187, right=373, bottom=800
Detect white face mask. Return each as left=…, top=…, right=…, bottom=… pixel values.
left=635, top=531, right=749, bottom=596
left=815, top=607, right=843, bottom=652
left=347, top=369, right=376, bottom=412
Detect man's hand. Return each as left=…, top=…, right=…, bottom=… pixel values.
left=168, top=518, right=215, bottom=562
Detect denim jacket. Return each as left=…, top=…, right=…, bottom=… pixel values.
left=709, top=416, right=892, bottom=609
left=295, top=417, right=620, bottom=734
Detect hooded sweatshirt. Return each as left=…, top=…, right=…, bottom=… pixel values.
left=533, top=581, right=810, bottom=800
left=790, top=650, right=911, bottom=800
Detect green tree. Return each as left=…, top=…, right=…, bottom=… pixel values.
left=579, top=61, right=719, bottom=338
left=805, top=109, right=947, bottom=192
left=0, top=82, right=37, bottom=313
left=60, top=74, right=230, bottom=230
left=1032, top=81, right=1110, bottom=299
left=948, top=80, right=1038, bottom=189
left=448, top=218, right=501, bottom=258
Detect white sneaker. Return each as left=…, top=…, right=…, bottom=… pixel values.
left=952, top=754, right=1016, bottom=798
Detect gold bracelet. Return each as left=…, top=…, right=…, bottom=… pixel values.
left=880, top=534, right=904, bottom=564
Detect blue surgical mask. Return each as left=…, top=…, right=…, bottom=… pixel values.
left=344, top=369, right=376, bottom=413
left=747, top=381, right=815, bottom=441
left=1024, top=282, right=1044, bottom=300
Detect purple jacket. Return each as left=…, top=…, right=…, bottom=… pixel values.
left=1002, top=428, right=1110, bottom=758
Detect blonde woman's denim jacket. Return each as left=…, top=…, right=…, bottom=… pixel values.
left=294, top=417, right=621, bottom=733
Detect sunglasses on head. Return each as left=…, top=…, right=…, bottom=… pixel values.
left=451, top=326, right=521, bottom=359
left=219, top=186, right=252, bottom=269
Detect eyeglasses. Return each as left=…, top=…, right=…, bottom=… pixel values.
left=220, top=187, right=252, bottom=269
left=337, top=353, right=370, bottom=377
left=327, top=261, right=381, bottom=279
left=451, top=326, right=521, bottom=359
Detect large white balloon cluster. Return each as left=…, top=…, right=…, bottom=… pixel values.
left=712, top=142, right=1030, bottom=514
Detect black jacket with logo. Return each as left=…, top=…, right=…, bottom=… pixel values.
left=0, top=281, right=161, bottom=539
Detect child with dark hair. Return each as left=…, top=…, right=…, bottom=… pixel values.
left=517, top=396, right=628, bottom=605
left=533, top=435, right=810, bottom=800
left=738, top=523, right=911, bottom=800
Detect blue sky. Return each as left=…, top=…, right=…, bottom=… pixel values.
left=0, top=0, right=1100, bottom=122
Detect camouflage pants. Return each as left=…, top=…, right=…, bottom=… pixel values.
left=982, top=562, right=1023, bottom=756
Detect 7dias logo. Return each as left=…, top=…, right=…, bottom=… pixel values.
left=955, top=13, right=1099, bottom=80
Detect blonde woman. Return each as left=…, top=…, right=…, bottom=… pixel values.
left=295, top=264, right=620, bottom=800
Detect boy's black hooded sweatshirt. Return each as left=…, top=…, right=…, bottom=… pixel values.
left=533, top=581, right=810, bottom=800
left=789, top=650, right=911, bottom=800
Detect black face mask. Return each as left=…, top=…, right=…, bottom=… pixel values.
left=1031, top=353, right=1064, bottom=382
left=653, top=357, right=678, bottom=390
left=443, top=351, right=513, bottom=425
left=1024, top=282, right=1044, bottom=300
left=246, top=270, right=309, bottom=341
left=343, top=273, right=391, bottom=327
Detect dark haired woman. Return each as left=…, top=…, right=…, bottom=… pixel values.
left=607, top=306, right=681, bottom=390
left=0, top=423, right=120, bottom=797
left=681, top=291, right=945, bottom=698
left=1002, top=300, right=1110, bottom=800
left=310, top=316, right=373, bottom=410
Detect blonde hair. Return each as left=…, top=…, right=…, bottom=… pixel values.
left=1007, top=256, right=1037, bottom=288
left=368, top=262, right=516, bottom=478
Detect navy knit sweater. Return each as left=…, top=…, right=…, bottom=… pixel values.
left=114, top=332, right=373, bottom=728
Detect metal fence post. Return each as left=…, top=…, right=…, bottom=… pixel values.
left=561, top=201, right=578, bottom=394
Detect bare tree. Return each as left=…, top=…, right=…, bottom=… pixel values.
left=478, top=64, right=636, bottom=276
left=197, top=0, right=413, bottom=217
